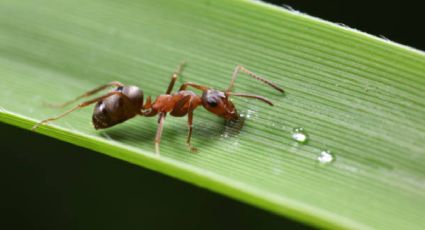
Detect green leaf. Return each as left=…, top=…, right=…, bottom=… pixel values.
left=1, top=0, right=425, bottom=229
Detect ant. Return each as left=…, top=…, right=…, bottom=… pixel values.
left=32, top=63, right=284, bottom=154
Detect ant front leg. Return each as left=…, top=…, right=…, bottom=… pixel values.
left=45, top=81, right=123, bottom=108
left=32, top=91, right=125, bottom=131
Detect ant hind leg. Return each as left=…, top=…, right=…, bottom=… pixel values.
left=45, top=81, right=123, bottom=108
left=32, top=91, right=124, bottom=131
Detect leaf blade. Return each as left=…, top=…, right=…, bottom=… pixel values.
left=1, top=0, right=425, bottom=229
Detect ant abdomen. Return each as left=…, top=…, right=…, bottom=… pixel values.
left=92, top=86, right=144, bottom=129
left=117, top=86, right=144, bottom=109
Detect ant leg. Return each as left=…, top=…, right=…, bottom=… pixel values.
left=186, top=107, right=197, bottom=153
left=46, top=81, right=123, bottom=108
left=149, top=62, right=185, bottom=125
left=226, top=65, right=284, bottom=93
left=227, top=92, right=274, bottom=106
left=32, top=91, right=124, bottom=131
left=179, top=82, right=208, bottom=91
left=165, top=61, right=186, bottom=94
left=154, top=112, right=166, bottom=155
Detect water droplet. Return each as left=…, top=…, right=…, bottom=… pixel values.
left=317, top=150, right=335, bottom=164
left=291, top=127, right=308, bottom=143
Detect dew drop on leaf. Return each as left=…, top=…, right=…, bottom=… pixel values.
left=291, top=127, right=308, bottom=143
left=317, top=150, right=335, bottom=164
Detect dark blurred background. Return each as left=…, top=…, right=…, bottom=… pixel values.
left=264, top=1, right=425, bottom=51
left=1, top=1, right=423, bottom=230
left=0, top=122, right=310, bottom=230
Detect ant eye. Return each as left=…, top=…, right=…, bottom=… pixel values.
left=203, top=89, right=225, bottom=107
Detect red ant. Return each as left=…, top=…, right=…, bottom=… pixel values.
left=32, top=63, right=284, bottom=154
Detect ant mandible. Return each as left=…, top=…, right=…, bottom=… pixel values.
left=32, top=63, right=284, bottom=154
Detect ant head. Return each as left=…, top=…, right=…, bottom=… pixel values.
left=202, top=89, right=239, bottom=121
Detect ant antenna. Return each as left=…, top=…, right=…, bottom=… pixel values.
left=226, top=65, right=284, bottom=93
left=226, top=92, right=274, bottom=106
